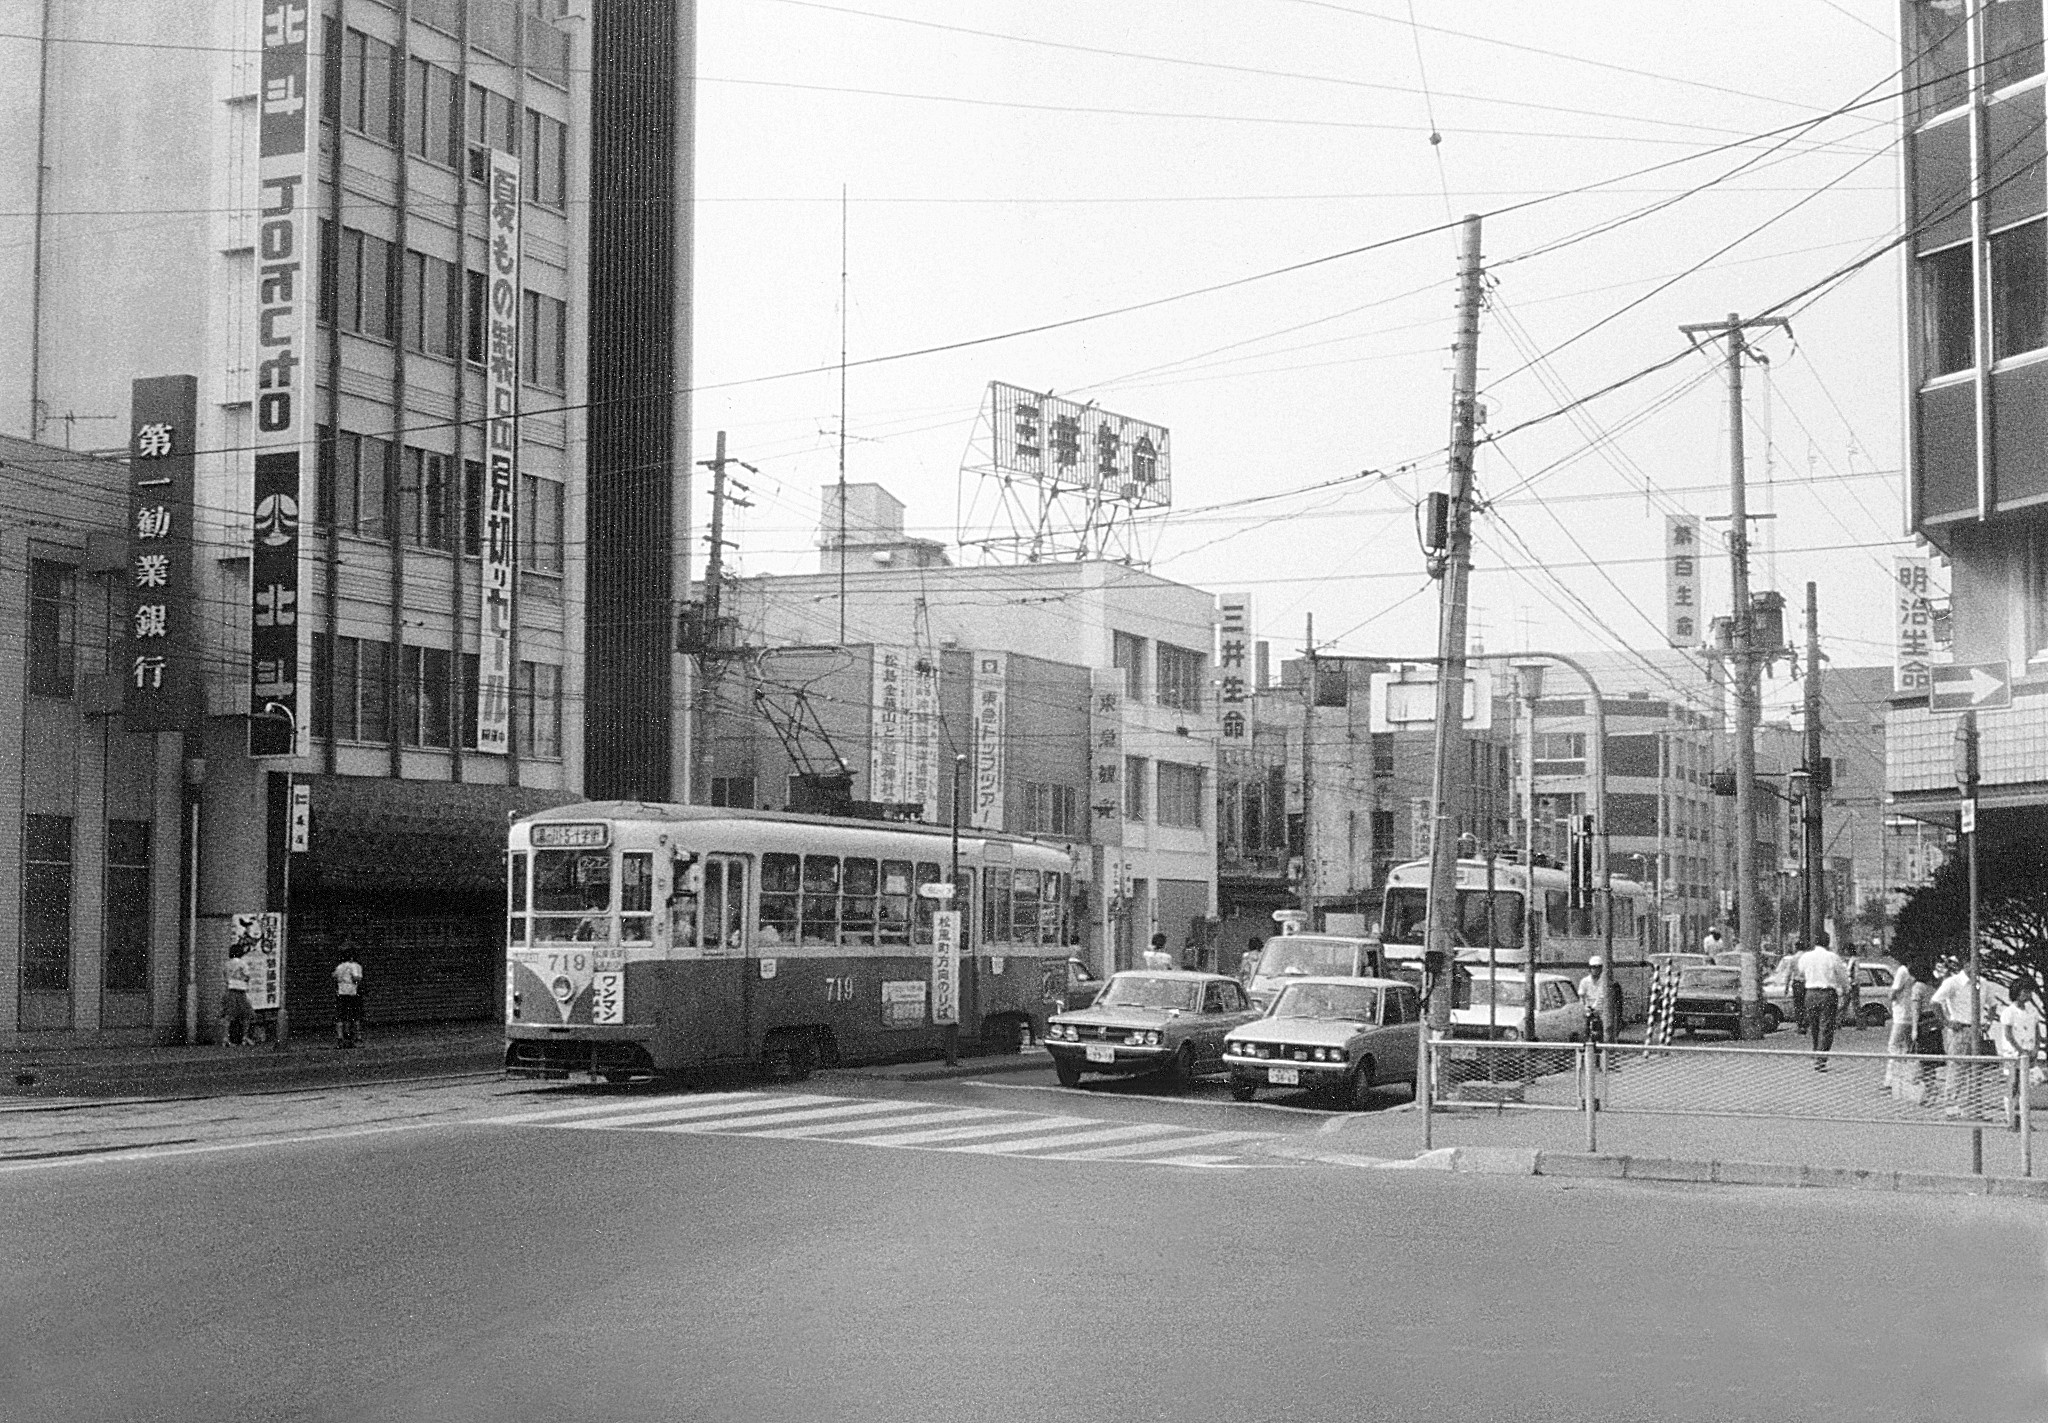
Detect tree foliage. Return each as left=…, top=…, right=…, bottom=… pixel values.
left=1892, top=836, right=2048, bottom=1002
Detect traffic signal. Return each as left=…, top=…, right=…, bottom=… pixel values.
left=1567, top=814, right=1594, bottom=909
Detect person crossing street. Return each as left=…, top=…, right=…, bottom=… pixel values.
left=1794, top=933, right=1850, bottom=1070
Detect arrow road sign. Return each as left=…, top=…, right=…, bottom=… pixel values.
left=1929, top=661, right=2011, bottom=713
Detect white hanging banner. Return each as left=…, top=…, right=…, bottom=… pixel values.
left=476, top=148, right=522, bottom=753
left=972, top=653, right=1006, bottom=829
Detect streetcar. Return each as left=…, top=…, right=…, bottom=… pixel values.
left=503, top=802, right=1080, bottom=1082
left=1377, top=857, right=1654, bottom=1021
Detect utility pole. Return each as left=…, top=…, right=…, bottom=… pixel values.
left=1422, top=213, right=1485, bottom=1033
left=1301, top=613, right=1317, bottom=928
left=692, top=431, right=752, bottom=804
left=1681, top=311, right=1788, bottom=1040
left=1803, top=581, right=1825, bottom=951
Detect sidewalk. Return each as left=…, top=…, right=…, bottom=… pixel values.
left=0, top=1021, right=504, bottom=1109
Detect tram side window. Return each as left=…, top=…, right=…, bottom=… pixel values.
left=983, top=867, right=1011, bottom=944
left=620, top=852, right=652, bottom=942
left=842, top=858, right=879, bottom=945
left=1009, top=870, right=1039, bottom=948
left=912, top=862, right=944, bottom=944
left=760, top=853, right=800, bottom=944
left=800, top=855, right=841, bottom=946
left=531, top=849, right=610, bottom=942
left=702, top=858, right=745, bottom=952
left=1041, top=871, right=1066, bottom=945
left=507, top=852, right=528, bottom=944
left=879, top=860, right=913, bottom=945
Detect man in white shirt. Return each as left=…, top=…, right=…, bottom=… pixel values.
left=1701, top=927, right=1726, bottom=961
left=332, top=942, right=365, bottom=1049
left=1794, top=933, right=1851, bottom=1069
left=1931, top=961, right=1987, bottom=1112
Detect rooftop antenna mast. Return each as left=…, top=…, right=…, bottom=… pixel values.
left=837, top=184, right=848, bottom=644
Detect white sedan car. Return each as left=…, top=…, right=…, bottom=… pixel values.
left=1449, top=968, right=1584, bottom=1042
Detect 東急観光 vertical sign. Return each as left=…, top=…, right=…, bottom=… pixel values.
left=249, top=0, right=316, bottom=758
left=477, top=149, right=523, bottom=753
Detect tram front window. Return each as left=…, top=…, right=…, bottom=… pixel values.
left=533, top=848, right=613, bottom=941
left=1381, top=887, right=1524, bottom=950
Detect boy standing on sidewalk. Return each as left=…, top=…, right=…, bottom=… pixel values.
left=332, top=943, right=365, bottom=1049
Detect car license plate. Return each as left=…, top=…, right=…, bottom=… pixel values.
left=1268, top=1066, right=1300, bottom=1085
left=1684, top=1015, right=1707, bottom=1028
left=1085, top=1045, right=1116, bottom=1063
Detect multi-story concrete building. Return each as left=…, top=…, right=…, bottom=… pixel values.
left=723, top=485, right=1219, bottom=971
left=0, top=2, right=697, bottom=1041
left=1891, top=3, right=2048, bottom=847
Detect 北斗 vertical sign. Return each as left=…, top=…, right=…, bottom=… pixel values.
left=931, top=910, right=961, bottom=1026
left=971, top=653, right=1006, bottom=829
left=127, top=376, right=198, bottom=732
left=477, top=148, right=523, bottom=753
left=1665, top=515, right=1701, bottom=647
left=1089, top=667, right=1123, bottom=847
left=1217, top=593, right=1251, bottom=740
left=249, top=0, right=316, bottom=758
left=1895, top=556, right=1936, bottom=694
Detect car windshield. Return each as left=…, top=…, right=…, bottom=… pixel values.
left=1680, top=967, right=1742, bottom=992
left=1099, top=975, right=1199, bottom=1011
left=1254, top=938, right=1357, bottom=981
left=1273, top=983, right=1380, bottom=1021
left=1466, top=979, right=1530, bottom=1008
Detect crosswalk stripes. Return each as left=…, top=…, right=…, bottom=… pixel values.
left=476, top=1091, right=1286, bottom=1169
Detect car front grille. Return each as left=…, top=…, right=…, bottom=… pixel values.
left=1230, top=1041, right=1338, bottom=1063
left=1677, top=1000, right=1739, bottom=1016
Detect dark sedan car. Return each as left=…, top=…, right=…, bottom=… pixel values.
left=1674, top=965, right=1781, bottom=1037
left=1044, top=971, right=1261, bottom=1090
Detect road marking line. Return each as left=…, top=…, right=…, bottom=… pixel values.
left=1048, top=1129, right=1274, bottom=1160
left=545, top=1095, right=856, bottom=1129
left=0, top=1118, right=450, bottom=1174
left=954, top=1122, right=1183, bottom=1155
left=848, top=1115, right=1103, bottom=1147
left=624, top=1100, right=934, bottom=1132
left=479, top=1091, right=764, bottom=1124
left=736, top=1108, right=1018, bottom=1140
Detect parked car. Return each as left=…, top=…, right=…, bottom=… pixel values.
left=1044, top=971, right=1260, bottom=1090
left=1448, top=968, right=1583, bottom=1042
left=1222, top=976, right=1422, bottom=1110
left=1056, top=957, right=1105, bottom=1013
left=1761, top=958, right=1897, bottom=1029
left=1244, top=934, right=1386, bottom=1012
left=1673, top=965, right=1774, bottom=1037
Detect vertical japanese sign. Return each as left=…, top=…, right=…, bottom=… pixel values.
left=126, top=376, right=197, bottom=731
left=931, top=910, right=961, bottom=1026
left=1409, top=797, right=1432, bottom=862
left=477, top=148, right=523, bottom=753
left=870, top=646, right=906, bottom=802
left=1089, top=667, right=1123, bottom=848
left=232, top=912, right=284, bottom=1012
left=906, top=654, right=939, bottom=820
left=249, top=0, right=316, bottom=758
left=1217, top=594, right=1251, bottom=740
left=1665, top=515, right=1701, bottom=648
left=1895, top=556, right=1936, bottom=694
left=971, top=654, right=1006, bottom=829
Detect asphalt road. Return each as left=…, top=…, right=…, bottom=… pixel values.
left=4, top=1070, right=2045, bottom=1423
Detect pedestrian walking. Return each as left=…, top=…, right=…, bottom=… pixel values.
left=1701, top=926, right=1726, bottom=960
left=332, top=942, right=365, bottom=1049
left=222, top=944, right=255, bottom=1047
left=1885, top=959, right=1929, bottom=1103
left=1996, top=979, right=2043, bottom=1128
left=1577, top=956, right=1612, bottom=1045
left=1787, top=943, right=1809, bottom=1035
left=1238, top=936, right=1263, bottom=984
left=1794, top=933, right=1850, bottom=1070
left=1841, top=951, right=1863, bottom=1032
left=1931, top=960, right=1986, bottom=1114
left=1142, top=932, right=1173, bottom=971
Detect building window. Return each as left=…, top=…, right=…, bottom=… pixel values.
left=403, top=251, right=460, bottom=360
left=525, top=109, right=567, bottom=207
left=104, top=821, right=151, bottom=997
left=1909, top=1, right=1970, bottom=125
left=1372, top=732, right=1395, bottom=779
left=464, top=269, right=488, bottom=364
left=1156, top=762, right=1204, bottom=829
left=516, top=660, right=562, bottom=759
left=400, top=645, right=453, bottom=749
left=1533, top=732, right=1585, bottom=775
left=1123, top=755, right=1149, bottom=821
left=312, top=633, right=391, bottom=744
left=1022, top=782, right=1079, bottom=838
left=399, top=447, right=454, bottom=551
left=319, top=431, right=393, bottom=539
left=406, top=57, right=460, bottom=167
left=463, top=459, right=485, bottom=556
left=1112, top=630, right=1144, bottom=701
left=711, top=776, right=757, bottom=809
left=522, top=290, right=567, bottom=390
left=1989, top=0, right=2046, bottom=93
left=23, top=815, right=73, bottom=993
left=1156, top=642, right=1205, bottom=712
left=519, top=474, right=564, bottom=573
left=28, top=560, right=76, bottom=697
left=1993, top=219, right=2048, bottom=361
left=1922, top=243, right=1976, bottom=378
left=460, top=651, right=480, bottom=751
left=327, top=228, right=395, bottom=340
left=467, top=82, right=518, bottom=159
left=339, top=28, right=396, bottom=144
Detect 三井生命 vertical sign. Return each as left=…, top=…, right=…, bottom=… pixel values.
left=477, top=148, right=523, bottom=753
left=971, top=653, right=1006, bottom=829
left=1665, top=515, right=1701, bottom=648
left=249, top=0, right=317, bottom=757
left=1217, top=594, right=1251, bottom=740
left=127, top=376, right=198, bottom=732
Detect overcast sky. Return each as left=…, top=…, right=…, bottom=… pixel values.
left=690, top=1, right=1911, bottom=707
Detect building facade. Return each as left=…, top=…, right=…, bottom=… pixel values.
left=0, top=1, right=697, bottom=1041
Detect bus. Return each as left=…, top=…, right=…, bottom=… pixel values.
left=1378, top=857, right=1654, bottom=1021
left=504, top=801, right=1079, bottom=1082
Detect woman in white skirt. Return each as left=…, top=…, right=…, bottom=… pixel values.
left=1886, top=959, right=1929, bottom=1102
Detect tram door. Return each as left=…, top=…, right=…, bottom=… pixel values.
left=670, top=853, right=750, bottom=1062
